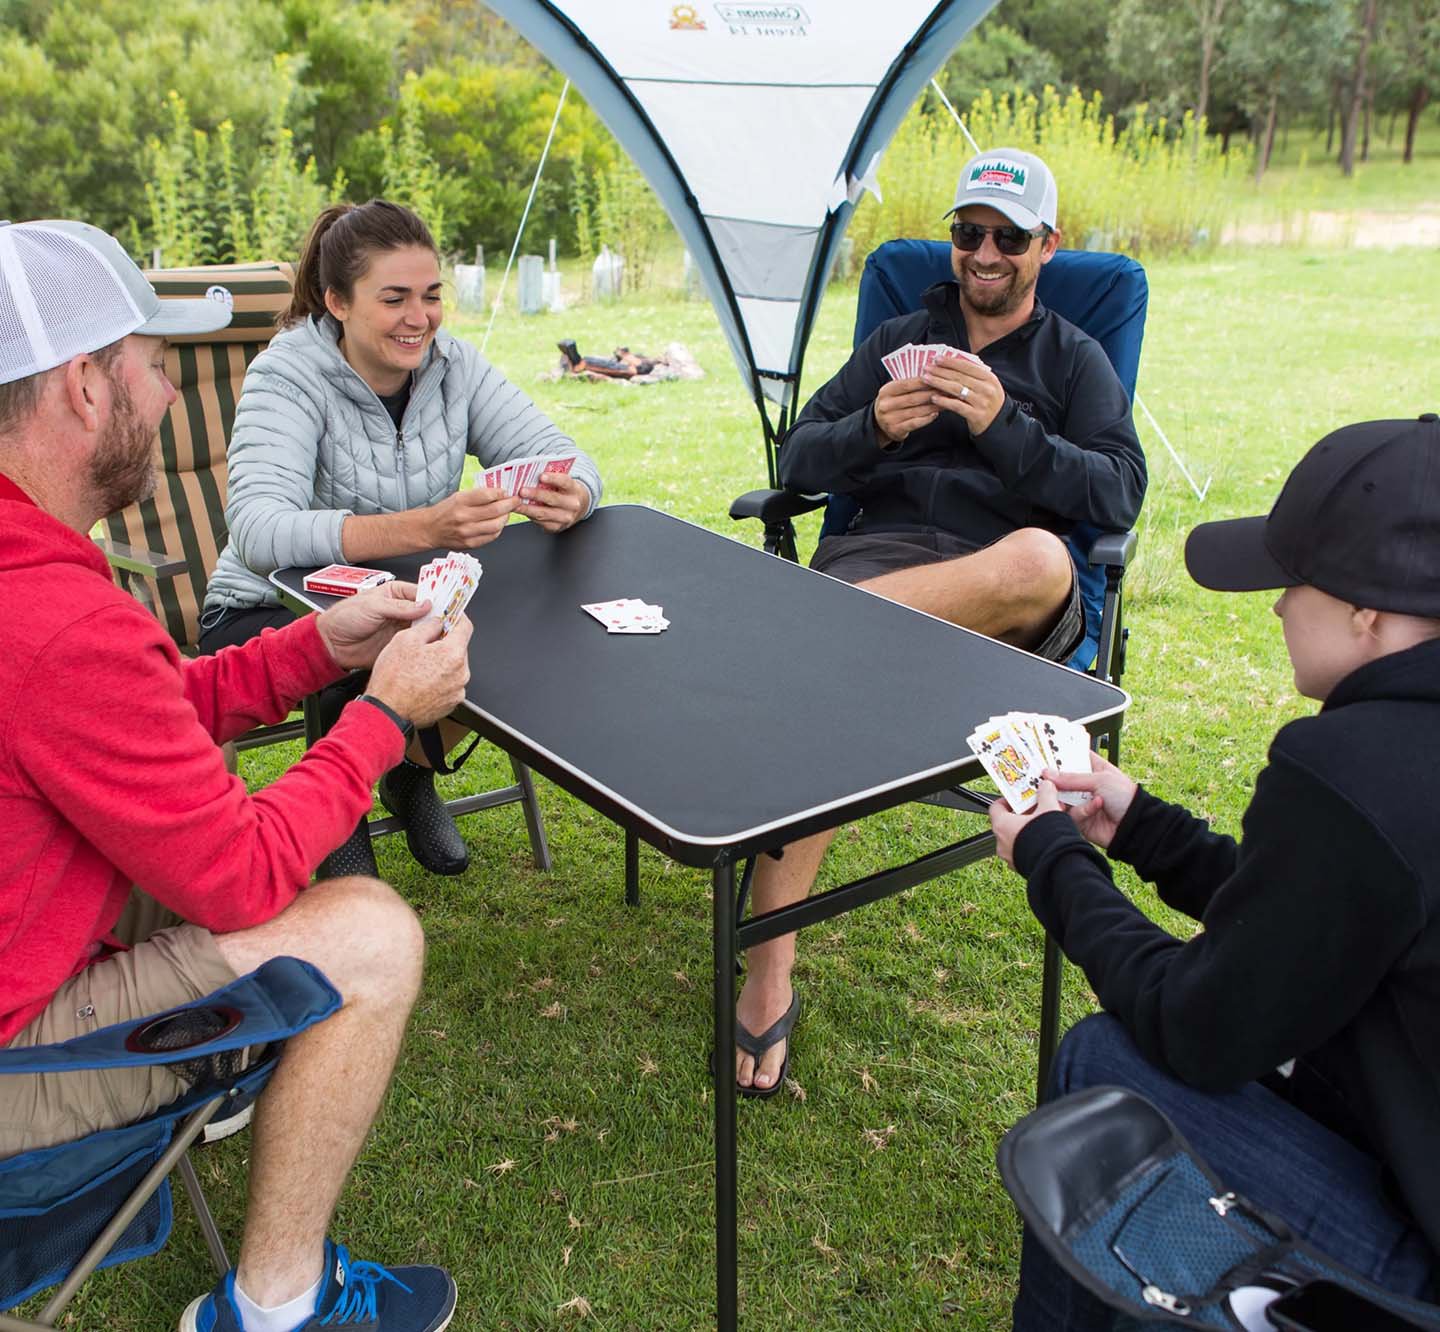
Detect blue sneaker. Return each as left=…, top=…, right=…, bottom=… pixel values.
left=180, top=1239, right=456, bottom=1331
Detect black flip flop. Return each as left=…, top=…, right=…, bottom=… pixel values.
left=730, top=990, right=801, bottom=1100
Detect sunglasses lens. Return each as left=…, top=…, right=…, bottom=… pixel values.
left=950, top=223, right=984, bottom=251
left=950, top=223, right=1037, bottom=254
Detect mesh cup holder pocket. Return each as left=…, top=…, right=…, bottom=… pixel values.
left=0, top=1123, right=173, bottom=1310
left=1106, top=1160, right=1280, bottom=1318
left=125, top=1004, right=249, bottom=1092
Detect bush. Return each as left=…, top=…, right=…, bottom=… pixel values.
left=847, top=85, right=1252, bottom=260
left=572, top=154, right=672, bottom=296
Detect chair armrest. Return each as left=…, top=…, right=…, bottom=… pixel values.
left=0, top=958, right=339, bottom=1075
left=729, top=489, right=828, bottom=524
left=1086, top=529, right=1137, bottom=569
left=94, top=537, right=188, bottom=581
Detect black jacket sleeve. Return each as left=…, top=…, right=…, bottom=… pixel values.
left=1107, top=786, right=1239, bottom=921
left=1012, top=754, right=1425, bottom=1091
left=969, top=336, right=1145, bottom=532
left=777, top=323, right=906, bottom=495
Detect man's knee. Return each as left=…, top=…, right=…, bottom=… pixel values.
left=998, top=527, right=1073, bottom=604
left=293, top=876, right=425, bottom=1002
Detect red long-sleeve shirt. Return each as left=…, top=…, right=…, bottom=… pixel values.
left=0, top=475, right=405, bottom=1042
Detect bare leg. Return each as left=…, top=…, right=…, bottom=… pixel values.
left=210, top=875, right=426, bottom=1306
left=859, top=527, right=1073, bottom=647
left=732, top=529, right=1072, bottom=1089
left=735, top=829, right=836, bottom=1092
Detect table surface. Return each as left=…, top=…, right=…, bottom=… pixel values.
left=273, top=505, right=1127, bottom=866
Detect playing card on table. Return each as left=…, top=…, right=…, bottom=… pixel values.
left=417, top=551, right=482, bottom=635
left=478, top=452, right=577, bottom=498
left=302, top=564, right=396, bottom=596
left=581, top=597, right=669, bottom=634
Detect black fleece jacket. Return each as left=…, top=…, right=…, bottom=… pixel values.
left=1015, top=636, right=1440, bottom=1256
left=779, top=282, right=1146, bottom=545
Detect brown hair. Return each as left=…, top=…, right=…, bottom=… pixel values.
left=281, top=199, right=438, bottom=329
left=0, top=339, right=124, bottom=437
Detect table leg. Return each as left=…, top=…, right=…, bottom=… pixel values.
left=713, top=860, right=738, bottom=1331
left=1036, top=933, right=1065, bottom=1104
left=625, top=830, right=640, bottom=907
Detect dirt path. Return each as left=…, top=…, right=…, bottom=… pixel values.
left=1226, top=203, right=1440, bottom=247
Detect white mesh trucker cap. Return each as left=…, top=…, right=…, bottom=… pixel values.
left=946, top=148, right=1059, bottom=232
left=0, top=220, right=232, bottom=387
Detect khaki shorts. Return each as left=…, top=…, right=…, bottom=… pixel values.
left=0, top=923, right=237, bottom=1157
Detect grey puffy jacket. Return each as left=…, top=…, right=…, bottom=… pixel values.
left=203, top=314, right=602, bottom=615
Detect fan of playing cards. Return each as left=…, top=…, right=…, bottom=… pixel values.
left=418, top=552, right=482, bottom=636
left=881, top=343, right=984, bottom=381
left=477, top=452, right=576, bottom=498
left=581, top=598, right=668, bottom=634
left=966, top=713, right=1092, bottom=813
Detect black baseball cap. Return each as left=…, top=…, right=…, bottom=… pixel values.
left=1185, top=414, right=1440, bottom=615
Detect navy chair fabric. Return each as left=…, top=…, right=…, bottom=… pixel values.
left=831, top=240, right=1148, bottom=671
left=0, top=957, right=339, bottom=1314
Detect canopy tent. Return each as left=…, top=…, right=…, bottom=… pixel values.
left=481, top=1, right=998, bottom=482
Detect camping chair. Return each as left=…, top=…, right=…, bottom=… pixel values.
left=95, top=263, right=550, bottom=870
left=998, top=1086, right=1440, bottom=1330
left=728, top=241, right=1149, bottom=1098
left=0, top=957, right=339, bottom=1330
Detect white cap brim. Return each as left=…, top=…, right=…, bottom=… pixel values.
left=945, top=196, right=1046, bottom=232
left=135, top=297, right=233, bottom=337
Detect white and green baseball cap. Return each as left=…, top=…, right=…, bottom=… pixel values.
left=0, top=219, right=232, bottom=387
left=947, top=148, right=1059, bottom=232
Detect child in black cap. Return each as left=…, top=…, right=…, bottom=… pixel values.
left=992, top=415, right=1440, bottom=1329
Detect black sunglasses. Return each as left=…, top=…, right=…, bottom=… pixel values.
left=949, top=220, right=1047, bottom=256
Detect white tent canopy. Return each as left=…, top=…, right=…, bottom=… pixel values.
left=483, top=1, right=997, bottom=462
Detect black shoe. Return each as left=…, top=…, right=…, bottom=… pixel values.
left=316, top=817, right=378, bottom=880
left=557, top=338, right=582, bottom=368
left=379, top=760, right=469, bottom=876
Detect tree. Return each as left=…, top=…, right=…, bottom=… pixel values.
left=936, top=23, right=1062, bottom=115
left=1372, top=0, right=1440, bottom=162
left=1339, top=0, right=1381, bottom=174
left=1226, top=0, right=1349, bottom=179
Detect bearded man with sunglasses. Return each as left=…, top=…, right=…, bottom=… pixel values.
left=725, top=149, right=1147, bottom=1100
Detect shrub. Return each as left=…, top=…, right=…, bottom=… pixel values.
left=847, top=85, right=1252, bottom=260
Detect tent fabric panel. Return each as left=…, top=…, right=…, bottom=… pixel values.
left=708, top=219, right=819, bottom=302
left=539, top=1, right=948, bottom=84
left=626, top=82, right=874, bottom=227
left=482, top=0, right=763, bottom=396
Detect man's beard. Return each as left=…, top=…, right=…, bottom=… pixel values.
left=960, top=263, right=1039, bottom=318
left=88, top=373, right=157, bottom=514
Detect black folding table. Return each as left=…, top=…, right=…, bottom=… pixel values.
left=273, top=503, right=1128, bottom=1330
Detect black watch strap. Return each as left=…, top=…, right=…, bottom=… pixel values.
left=356, top=694, right=415, bottom=741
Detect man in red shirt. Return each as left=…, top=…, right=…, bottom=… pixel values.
left=0, top=220, right=468, bottom=1332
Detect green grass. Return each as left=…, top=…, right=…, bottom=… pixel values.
left=43, top=243, right=1440, bottom=1330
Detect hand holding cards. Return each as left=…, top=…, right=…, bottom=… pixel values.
left=966, top=712, right=1092, bottom=813
left=881, top=342, right=984, bottom=381
left=418, top=552, right=482, bottom=636
left=477, top=452, right=576, bottom=498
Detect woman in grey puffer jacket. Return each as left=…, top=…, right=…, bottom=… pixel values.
left=199, top=199, right=602, bottom=881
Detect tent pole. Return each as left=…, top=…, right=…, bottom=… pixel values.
left=481, top=79, right=571, bottom=355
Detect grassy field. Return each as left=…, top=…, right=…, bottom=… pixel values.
left=45, top=242, right=1440, bottom=1330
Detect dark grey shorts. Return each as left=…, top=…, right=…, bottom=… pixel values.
left=811, top=529, right=1085, bottom=663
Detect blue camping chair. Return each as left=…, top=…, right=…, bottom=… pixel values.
left=999, top=1087, right=1440, bottom=1330
left=728, top=241, right=1148, bottom=1099
left=732, top=240, right=1148, bottom=720
left=0, top=958, right=339, bottom=1329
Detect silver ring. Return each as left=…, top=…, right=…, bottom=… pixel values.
left=959, top=386, right=971, bottom=401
